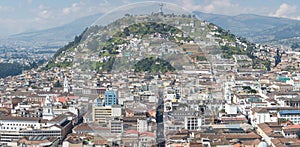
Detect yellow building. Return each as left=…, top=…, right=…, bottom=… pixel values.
left=92, top=106, right=112, bottom=123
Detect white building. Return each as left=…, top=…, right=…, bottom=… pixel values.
left=282, top=125, right=300, bottom=138
left=278, top=110, right=300, bottom=124
left=111, top=105, right=122, bottom=117
left=92, top=105, right=112, bottom=123
left=43, top=95, right=55, bottom=120
left=0, top=114, right=72, bottom=143
left=110, top=119, right=123, bottom=134
left=250, top=107, right=272, bottom=127
left=137, top=119, right=148, bottom=132
left=63, top=76, right=70, bottom=93
left=0, top=117, right=40, bottom=134
left=184, top=116, right=202, bottom=130
left=225, top=103, right=237, bottom=115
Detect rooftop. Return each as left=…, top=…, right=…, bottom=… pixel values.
left=279, top=110, right=300, bottom=115
left=283, top=124, right=300, bottom=130
left=0, top=116, right=40, bottom=121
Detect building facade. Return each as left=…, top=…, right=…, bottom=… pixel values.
left=278, top=110, right=300, bottom=124
left=92, top=106, right=112, bottom=123
left=105, top=89, right=118, bottom=106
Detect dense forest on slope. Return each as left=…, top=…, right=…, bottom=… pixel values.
left=114, top=22, right=193, bottom=43
left=133, top=57, right=175, bottom=73
left=0, top=62, right=38, bottom=78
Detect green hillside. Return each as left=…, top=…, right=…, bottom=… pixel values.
left=134, top=57, right=175, bottom=73
left=44, top=13, right=271, bottom=72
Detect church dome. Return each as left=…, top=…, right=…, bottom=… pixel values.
left=258, top=141, right=268, bottom=147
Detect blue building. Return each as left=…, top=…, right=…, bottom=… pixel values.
left=278, top=110, right=300, bottom=124
left=105, top=89, right=118, bottom=106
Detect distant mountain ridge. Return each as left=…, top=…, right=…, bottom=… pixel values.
left=194, top=11, right=300, bottom=43
left=2, top=11, right=300, bottom=48
left=1, top=13, right=102, bottom=47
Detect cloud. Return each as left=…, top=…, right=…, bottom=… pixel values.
left=270, top=3, right=300, bottom=20
left=182, top=0, right=202, bottom=12
left=62, top=0, right=129, bottom=16
left=36, top=5, right=52, bottom=19
left=0, top=1, right=132, bottom=36
left=33, top=4, right=65, bottom=27
left=272, top=3, right=296, bottom=17
left=202, top=0, right=239, bottom=14
left=27, top=0, right=33, bottom=4
left=181, top=0, right=240, bottom=15
left=63, top=3, right=82, bottom=15
left=0, top=6, right=14, bottom=12
left=1, top=0, right=278, bottom=36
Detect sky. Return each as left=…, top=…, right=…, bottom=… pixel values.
left=1, top=0, right=300, bottom=36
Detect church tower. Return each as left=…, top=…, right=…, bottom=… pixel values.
left=63, top=76, right=69, bottom=93
left=42, top=95, right=54, bottom=120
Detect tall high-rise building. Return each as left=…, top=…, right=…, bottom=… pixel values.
left=105, top=89, right=118, bottom=106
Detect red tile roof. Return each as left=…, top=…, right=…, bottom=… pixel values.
left=126, top=130, right=138, bottom=135
left=283, top=124, right=300, bottom=129
left=57, top=97, right=69, bottom=103
left=140, top=132, right=155, bottom=137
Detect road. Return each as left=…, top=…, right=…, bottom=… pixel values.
left=156, top=88, right=165, bottom=147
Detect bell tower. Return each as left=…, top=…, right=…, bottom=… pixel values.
left=42, top=95, right=54, bottom=120
left=63, top=76, right=69, bottom=93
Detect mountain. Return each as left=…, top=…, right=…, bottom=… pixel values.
left=45, top=13, right=273, bottom=73
left=252, top=22, right=300, bottom=45
left=3, top=11, right=300, bottom=48
left=1, top=13, right=102, bottom=47
left=194, top=11, right=300, bottom=44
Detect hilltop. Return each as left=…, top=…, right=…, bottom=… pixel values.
left=2, top=12, right=299, bottom=49
left=44, top=13, right=275, bottom=73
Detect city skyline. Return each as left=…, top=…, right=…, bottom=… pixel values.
left=1, top=4, right=300, bottom=146
left=1, top=0, right=300, bottom=36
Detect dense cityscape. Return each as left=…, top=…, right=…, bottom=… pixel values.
left=1, top=1, right=300, bottom=147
